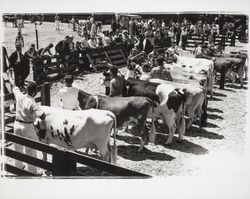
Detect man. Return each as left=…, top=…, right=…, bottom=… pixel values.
left=55, top=14, right=60, bottom=31
left=37, top=43, right=53, bottom=56
left=88, top=35, right=97, bottom=48
left=57, top=75, right=80, bottom=110
left=109, top=65, right=124, bottom=97
left=24, top=44, right=38, bottom=59
left=143, top=32, right=153, bottom=54
left=7, top=69, right=46, bottom=175
left=9, top=44, right=26, bottom=87
left=150, top=56, right=173, bottom=81
left=15, top=31, right=24, bottom=50
left=55, top=36, right=71, bottom=65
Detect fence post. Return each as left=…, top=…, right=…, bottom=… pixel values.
left=52, top=149, right=76, bottom=176
left=32, top=60, right=37, bottom=82
left=41, top=82, right=50, bottom=106
left=221, top=35, right=225, bottom=50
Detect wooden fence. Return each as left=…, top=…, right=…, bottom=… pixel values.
left=4, top=132, right=150, bottom=177
left=186, top=34, right=235, bottom=50
left=32, top=45, right=128, bottom=84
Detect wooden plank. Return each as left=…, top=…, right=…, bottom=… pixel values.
left=4, top=116, right=15, bottom=125
left=112, top=59, right=126, bottom=65
left=5, top=132, right=58, bottom=154
left=67, top=151, right=150, bottom=177
left=5, top=148, right=53, bottom=171
left=4, top=93, right=14, bottom=101
left=106, top=49, right=121, bottom=54
left=4, top=163, right=37, bottom=176
left=109, top=54, right=123, bottom=60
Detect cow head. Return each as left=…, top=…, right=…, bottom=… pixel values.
left=34, top=118, right=47, bottom=140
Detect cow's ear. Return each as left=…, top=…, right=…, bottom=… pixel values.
left=85, top=97, right=97, bottom=109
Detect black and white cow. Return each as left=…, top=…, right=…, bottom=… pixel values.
left=124, top=78, right=187, bottom=145
left=150, top=78, right=206, bottom=130
left=34, top=106, right=117, bottom=163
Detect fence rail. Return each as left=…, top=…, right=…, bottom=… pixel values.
left=4, top=132, right=150, bottom=177
left=186, top=34, right=235, bottom=49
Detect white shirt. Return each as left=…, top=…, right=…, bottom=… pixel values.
left=57, top=86, right=79, bottom=110
left=88, top=39, right=97, bottom=48
left=13, top=87, right=44, bottom=122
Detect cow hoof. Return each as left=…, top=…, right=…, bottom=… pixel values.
left=165, top=142, right=172, bottom=146
left=176, top=139, right=183, bottom=144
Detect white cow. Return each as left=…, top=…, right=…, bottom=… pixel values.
left=168, top=55, right=214, bottom=96
left=34, top=106, right=117, bottom=163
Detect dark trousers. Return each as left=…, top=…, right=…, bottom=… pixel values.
left=181, top=35, right=187, bottom=50
left=13, top=63, right=23, bottom=87
left=176, top=34, right=181, bottom=46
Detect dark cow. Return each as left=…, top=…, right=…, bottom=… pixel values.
left=125, top=78, right=187, bottom=145
left=78, top=89, right=154, bottom=151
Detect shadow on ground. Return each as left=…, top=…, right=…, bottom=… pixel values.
left=154, top=133, right=209, bottom=155
left=117, top=145, right=175, bottom=161
left=207, top=107, right=223, bottom=113
left=185, top=126, right=224, bottom=140
left=207, top=113, right=223, bottom=120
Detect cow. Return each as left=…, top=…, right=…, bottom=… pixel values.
left=171, top=55, right=214, bottom=96
left=77, top=89, right=154, bottom=152
left=213, top=57, right=245, bottom=88
left=150, top=78, right=206, bottom=130
left=34, top=106, right=117, bottom=163
left=124, top=78, right=186, bottom=145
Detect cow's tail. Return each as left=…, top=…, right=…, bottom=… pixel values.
left=108, top=111, right=117, bottom=164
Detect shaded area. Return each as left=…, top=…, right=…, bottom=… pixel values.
left=209, top=96, right=223, bottom=101
left=185, top=126, right=225, bottom=140
left=225, top=84, right=248, bottom=90
left=203, top=121, right=220, bottom=128
left=155, top=133, right=208, bottom=155
left=77, top=166, right=112, bottom=176
left=118, top=145, right=175, bottom=161
left=212, top=91, right=227, bottom=97
left=207, top=113, right=223, bottom=120
left=207, top=107, right=223, bottom=113
left=116, top=134, right=141, bottom=145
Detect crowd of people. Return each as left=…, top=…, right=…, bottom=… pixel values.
left=3, top=13, right=248, bottom=175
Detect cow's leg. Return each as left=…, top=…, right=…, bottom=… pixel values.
left=138, top=124, right=148, bottom=152
left=238, top=66, right=245, bottom=87
left=186, top=106, right=195, bottom=131
left=166, top=123, right=177, bottom=145
left=219, top=65, right=226, bottom=89
left=195, top=103, right=204, bottom=129
left=149, top=117, right=156, bottom=144
left=177, top=116, right=186, bottom=142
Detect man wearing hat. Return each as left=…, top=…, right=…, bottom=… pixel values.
left=55, top=36, right=71, bottom=64
left=9, top=44, right=26, bottom=87
left=150, top=56, right=173, bottom=81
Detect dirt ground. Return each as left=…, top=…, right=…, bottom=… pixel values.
left=2, top=21, right=249, bottom=177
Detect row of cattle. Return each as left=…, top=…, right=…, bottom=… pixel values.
left=34, top=50, right=247, bottom=166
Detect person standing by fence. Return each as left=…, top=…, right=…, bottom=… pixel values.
left=7, top=69, right=46, bottom=175
left=55, top=14, right=60, bottom=31
left=15, top=32, right=24, bottom=51
left=9, top=44, right=25, bottom=88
